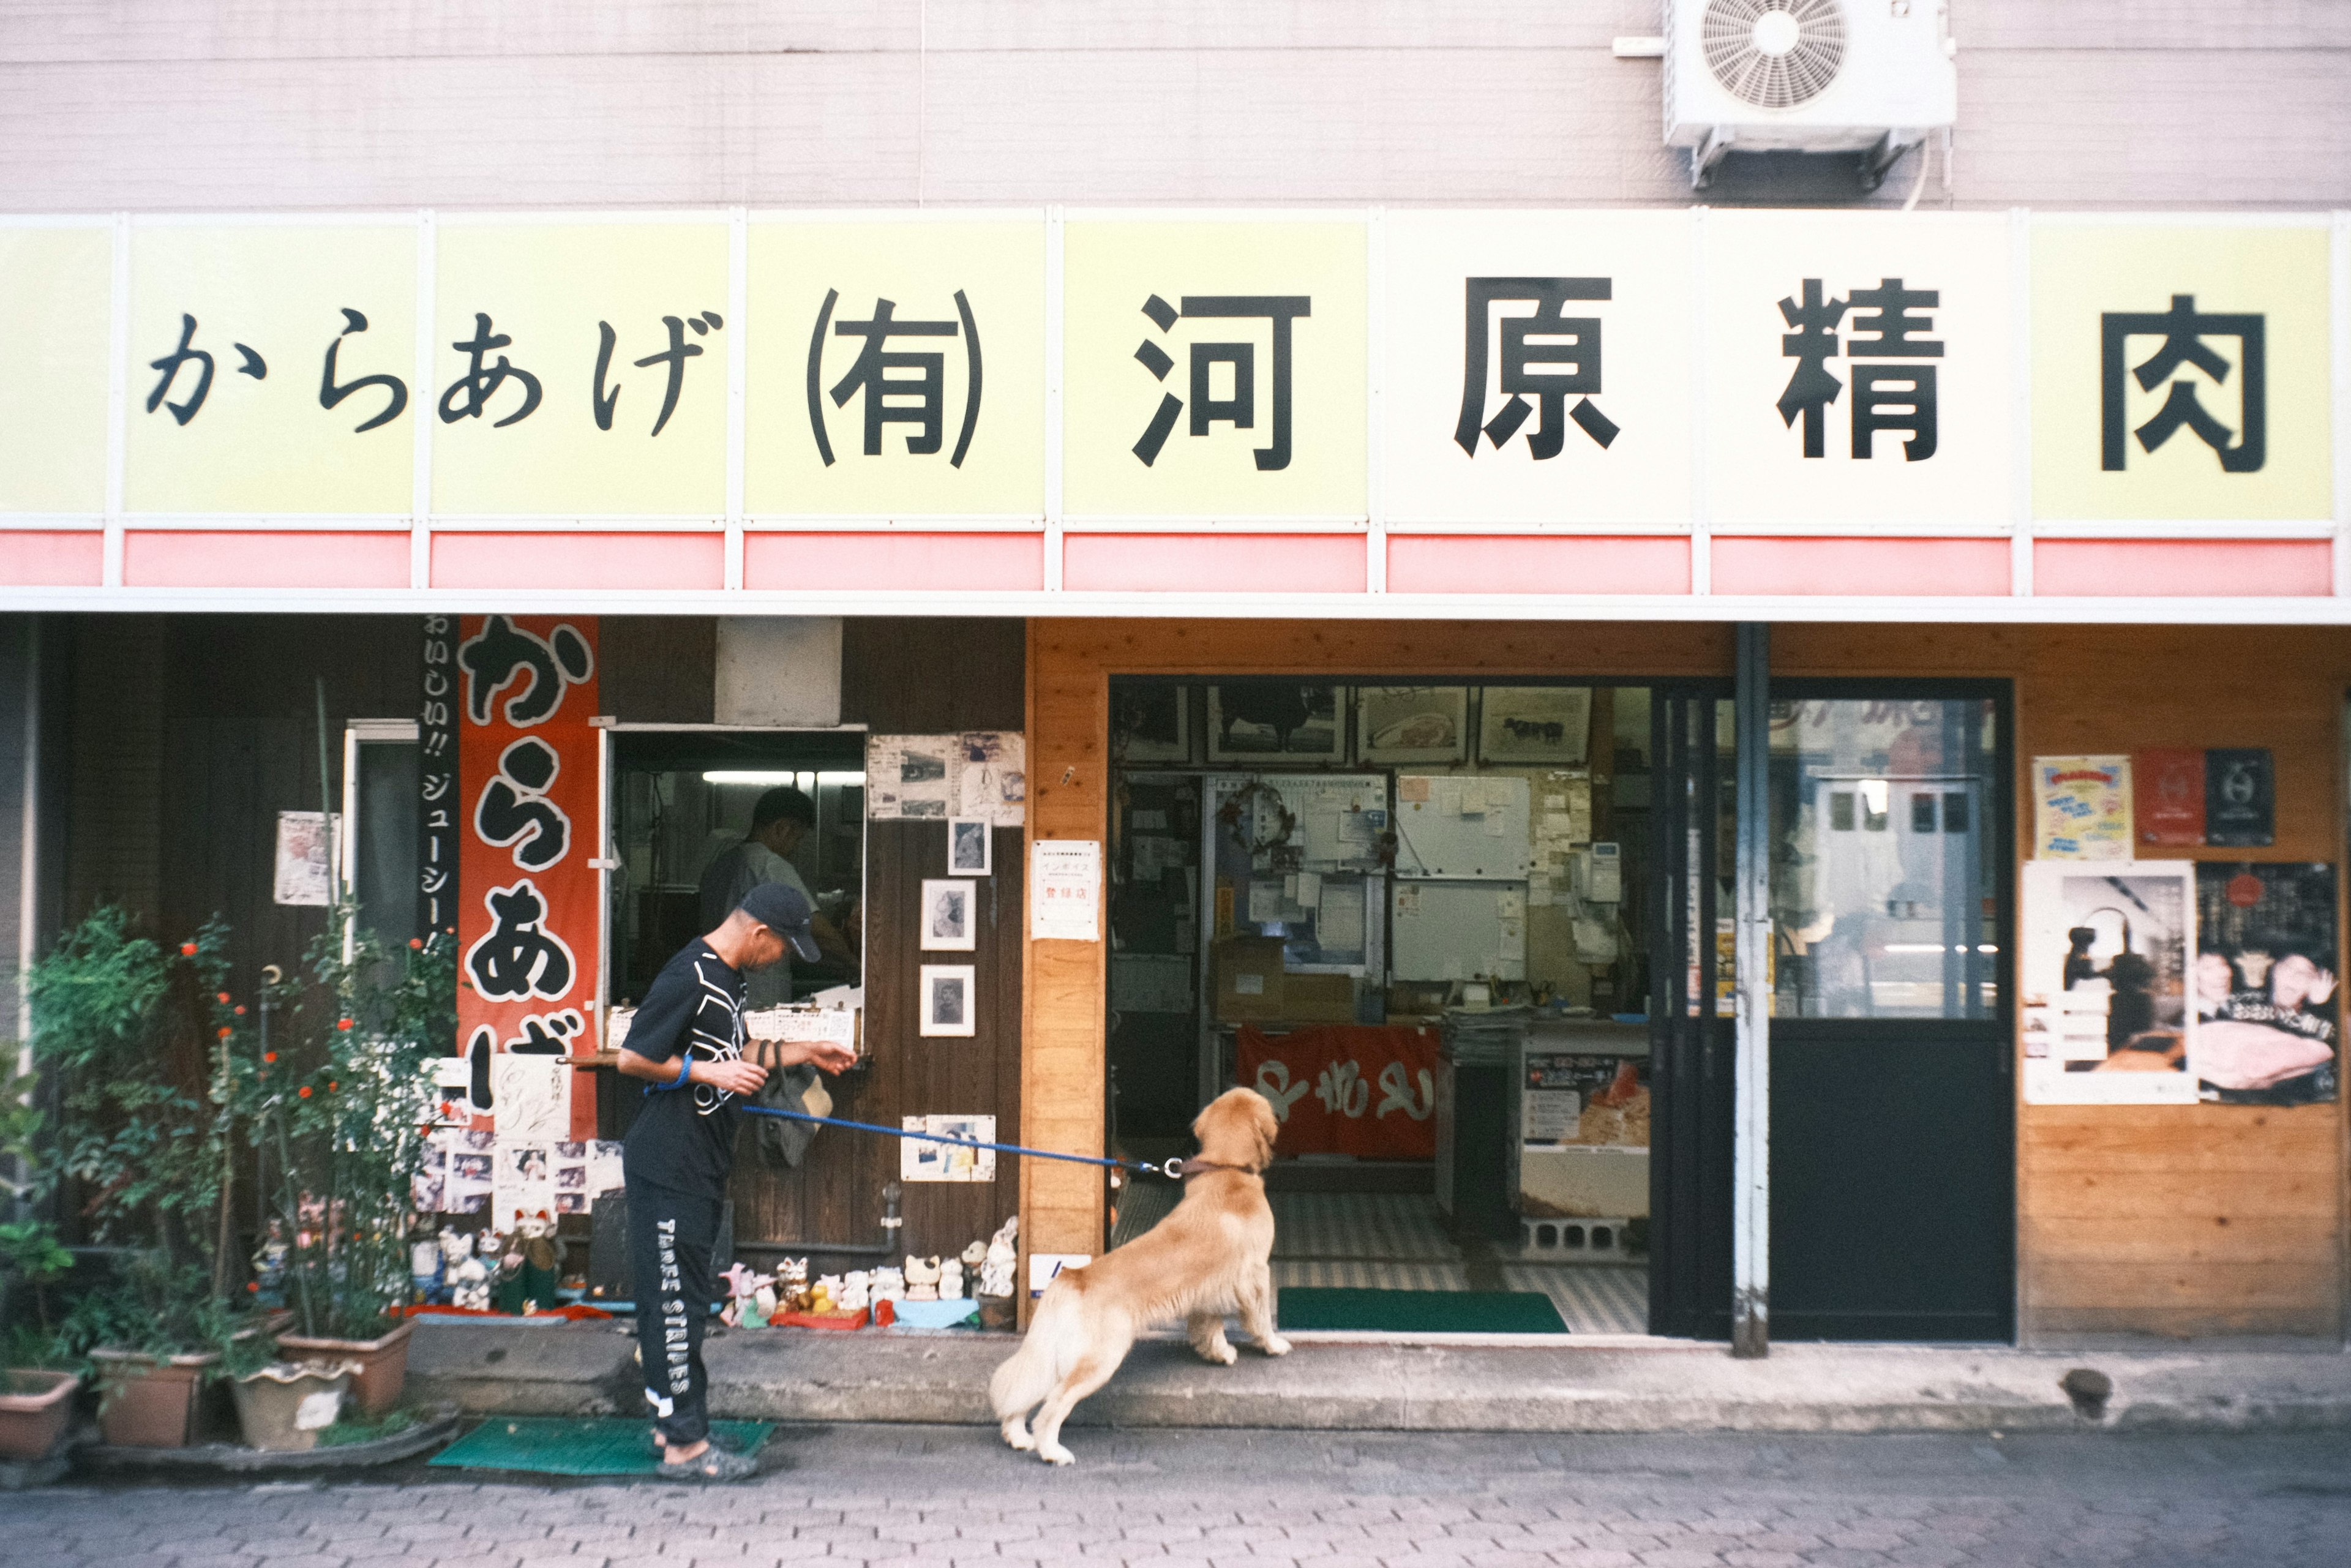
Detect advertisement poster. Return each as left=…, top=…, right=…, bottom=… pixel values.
left=900, top=1115, right=998, bottom=1182
left=2020, top=860, right=2199, bottom=1105
left=2133, top=749, right=2205, bottom=847
left=2033, top=756, right=2132, bottom=860
left=456, top=615, right=601, bottom=1143
left=1238, top=1024, right=1439, bottom=1160
left=2192, top=863, right=2338, bottom=1105
left=2203, top=749, right=2276, bottom=848
left=866, top=732, right=1027, bottom=825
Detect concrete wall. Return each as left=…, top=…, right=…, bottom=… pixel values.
left=0, top=2, right=2343, bottom=213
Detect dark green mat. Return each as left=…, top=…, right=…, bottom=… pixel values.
left=1276, top=1287, right=1569, bottom=1334
left=429, top=1416, right=773, bottom=1476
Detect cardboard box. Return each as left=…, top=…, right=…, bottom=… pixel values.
left=1214, top=937, right=1289, bottom=1023
left=1283, top=973, right=1358, bottom=1024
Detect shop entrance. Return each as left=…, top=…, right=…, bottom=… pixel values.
left=1106, top=678, right=1670, bottom=1335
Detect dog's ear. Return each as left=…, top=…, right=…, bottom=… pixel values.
left=1248, top=1089, right=1278, bottom=1169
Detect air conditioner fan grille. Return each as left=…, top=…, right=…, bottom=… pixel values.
left=1701, top=0, right=1847, bottom=111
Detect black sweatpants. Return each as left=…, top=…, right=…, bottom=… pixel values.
left=628, top=1182, right=721, bottom=1446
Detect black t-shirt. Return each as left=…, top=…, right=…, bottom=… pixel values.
left=621, top=940, right=748, bottom=1198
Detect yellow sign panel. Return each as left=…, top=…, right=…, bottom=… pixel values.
left=126, top=224, right=417, bottom=514
left=0, top=227, right=110, bottom=514
left=1063, top=220, right=1366, bottom=520
left=746, top=220, right=1045, bottom=517
left=2032, top=220, right=2331, bottom=520
left=433, top=222, right=729, bottom=516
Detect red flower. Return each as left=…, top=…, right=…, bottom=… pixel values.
left=217, top=1026, right=231, bottom=1039
left=235, top=1005, right=247, bottom=1016
left=337, top=1018, right=354, bottom=1032
left=410, top=938, right=423, bottom=950
left=328, top=1081, right=339, bottom=1093
left=217, top=991, right=230, bottom=1005
left=180, top=942, right=197, bottom=956
left=263, top=1052, right=276, bottom=1063
left=299, top=1086, right=312, bottom=1098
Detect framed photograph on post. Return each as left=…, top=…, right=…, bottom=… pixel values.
left=1207, top=683, right=1348, bottom=764
left=920, top=964, right=977, bottom=1037
left=921, top=879, right=978, bottom=952
left=1477, top=686, right=1592, bottom=765
left=1357, top=686, right=1469, bottom=765
left=948, top=817, right=992, bottom=876
left=1113, top=684, right=1191, bottom=763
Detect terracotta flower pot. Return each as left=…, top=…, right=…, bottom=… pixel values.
left=276, top=1320, right=413, bottom=1418
left=230, top=1362, right=353, bottom=1452
left=0, top=1368, right=80, bottom=1461
left=90, top=1348, right=220, bottom=1448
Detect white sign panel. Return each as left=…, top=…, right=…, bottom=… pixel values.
left=1701, top=211, right=2014, bottom=528
left=1383, top=210, right=1696, bottom=529
left=1030, top=839, right=1103, bottom=941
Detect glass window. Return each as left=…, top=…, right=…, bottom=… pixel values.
left=1769, top=697, right=1999, bottom=1020
left=350, top=732, right=422, bottom=950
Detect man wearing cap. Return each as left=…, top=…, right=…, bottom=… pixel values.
left=616, top=883, right=857, bottom=1480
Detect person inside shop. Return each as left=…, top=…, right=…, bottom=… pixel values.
left=616, top=882, right=859, bottom=1481
left=697, top=786, right=856, bottom=1006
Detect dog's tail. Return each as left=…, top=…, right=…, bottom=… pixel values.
left=988, top=1280, right=1078, bottom=1417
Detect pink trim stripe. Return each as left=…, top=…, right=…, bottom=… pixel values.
left=744, top=531, right=1044, bottom=592
left=124, top=530, right=408, bottom=590
left=1712, top=536, right=2010, bottom=597
left=1385, top=534, right=1690, bottom=596
left=0, top=531, right=103, bottom=587
left=1062, top=532, right=1365, bottom=594
left=2033, top=539, right=2331, bottom=598
left=432, top=531, right=725, bottom=591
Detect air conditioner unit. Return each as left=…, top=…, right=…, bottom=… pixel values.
left=1662, top=0, right=1955, bottom=189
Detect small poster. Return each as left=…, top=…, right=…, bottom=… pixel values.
left=490, top=1052, right=571, bottom=1141
left=866, top=732, right=1027, bottom=826
left=1030, top=839, right=1103, bottom=941
left=272, top=811, right=340, bottom=906
left=438, top=1128, right=495, bottom=1214
left=2033, top=756, right=2132, bottom=860
left=2020, top=860, right=2199, bottom=1105
left=2203, top=749, right=2275, bottom=848
left=491, top=1138, right=555, bottom=1226
left=2192, top=862, right=2337, bottom=1105
left=901, top=1114, right=997, bottom=1182
left=549, top=1138, right=628, bottom=1215
left=2134, top=749, right=2205, bottom=847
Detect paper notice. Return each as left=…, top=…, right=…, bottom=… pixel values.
left=490, top=1053, right=570, bottom=1142
left=1248, top=880, right=1282, bottom=923
left=1029, top=839, right=1103, bottom=940
left=1398, top=776, right=1431, bottom=805
left=1319, top=881, right=1367, bottom=950
left=1295, top=870, right=1323, bottom=909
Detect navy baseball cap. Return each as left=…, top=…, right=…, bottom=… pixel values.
left=738, top=882, right=823, bottom=962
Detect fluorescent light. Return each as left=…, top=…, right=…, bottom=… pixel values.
left=818, top=771, right=866, bottom=786
left=1858, top=778, right=1890, bottom=815
left=700, top=770, right=868, bottom=787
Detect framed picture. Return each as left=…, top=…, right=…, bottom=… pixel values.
left=921, top=878, right=978, bottom=951
left=920, top=964, right=977, bottom=1037
left=948, top=816, right=993, bottom=876
left=1478, top=685, right=1592, bottom=765
left=1207, top=682, right=1348, bottom=764
left=1357, top=685, right=1469, bottom=765
left=1113, top=684, right=1191, bottom=763
left=2019, top=859, right=2198, bottom=1106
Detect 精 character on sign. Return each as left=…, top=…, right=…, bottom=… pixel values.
left=2101, top=294, right=2265, bottom=473
left=1131, top=292, right=1310, bottom=471
left=1454, top=277, right=1619, bottom=457
left=1776, top=277, right=1941, bottom=462
left=809, top=291, right=982, bottom=467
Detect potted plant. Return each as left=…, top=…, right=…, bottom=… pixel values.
left=65, top=1254, right=251, bottom=1448
left=0, top=1071, right=83, bottom=1462
left=216, top=1319, right=356, bottom=1454
left=254, top=928, right=451, bottom=1417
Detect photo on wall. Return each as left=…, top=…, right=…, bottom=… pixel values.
left=948, top=817, right=992, bottom=876
left=1112, top=684, right=1191, bottom=763
left=1207, top=683, right=1348, bottom=763
left=920, top=963, right=977, bottom=1037
left=1357, top=686, right=1469, bottom=765
left=1479, top=686, right=1592, bottom=765
left=921, top=878, right=978, bottom=951
left=2019, top=860, right=2199, bottom=1105
left=2192, top=861, right=2338, bottom=1105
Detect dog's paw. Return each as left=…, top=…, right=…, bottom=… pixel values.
left=1194, top=1338, right=1239, bottom=1366
left=1000, top=1419, right=1036, bottom=1452
left=1260, top=1334, right=1293, bottom=1357
left=1038, top=1442, right=1076, bottom=1466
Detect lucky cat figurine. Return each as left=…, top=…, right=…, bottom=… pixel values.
left=903, top=1255, right=942, bottom=1301
left=869, top=1266, right=906, bottom=1304
left=939, top=1258, right=967, bottom=1300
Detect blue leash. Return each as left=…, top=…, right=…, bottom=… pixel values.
left=738, top=1101, right=1183, bottom=1180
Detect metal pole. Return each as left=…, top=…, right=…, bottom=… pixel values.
left=1731, top=621, right=1772, bottom=1359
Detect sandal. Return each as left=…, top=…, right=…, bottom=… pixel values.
left=662, top=1442, right=760, bottom=1482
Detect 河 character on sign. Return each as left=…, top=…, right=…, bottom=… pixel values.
left=438, top=312, right=543, bottom=428
left=594, top=310, right=722, bottom=437
left=465, top=879, right=576, bottom=1002
left=458, top=615, right=593, bottom=727
left=318, top=308, right=409, bottom=433
left=1131, top=292, right=1310, bottom=471
left=2100, top=294, right=2265, bottom=473
left=1777, top=277, right=1942, bottom=461
left=1454, top=277, right=1619, bottom=457
left=808, top=290, right=983, bottom=467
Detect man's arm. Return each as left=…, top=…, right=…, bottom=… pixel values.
left=618, top=1046, right=767, bottom=1097
left=743, top=1037, right=859, bottom=1075
left=807, top=910, right=858, bottom=969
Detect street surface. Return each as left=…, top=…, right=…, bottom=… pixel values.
left=6, top=1424, right=2349, bottom=1567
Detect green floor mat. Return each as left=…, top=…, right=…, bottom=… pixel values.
left=429, top=1416, right=773, bottom=1476
left=1276, top=1286, right=1569, bottom=1334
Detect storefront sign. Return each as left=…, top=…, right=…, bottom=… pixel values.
left=454, top=614, right=602, bottom=1142
left=0, top=210, right=2338, bottom=607
left=1239, top=1024, right=1439, bottom=1159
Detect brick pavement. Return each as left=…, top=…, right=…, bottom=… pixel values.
left=4, top=1427, right=2347, bottom=1567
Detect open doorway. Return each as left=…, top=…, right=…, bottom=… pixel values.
left=1105, top=678, right=1670, bottom=1335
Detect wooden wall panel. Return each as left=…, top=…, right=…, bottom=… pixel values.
left=1024, top=617, right=2351, bottom=1342
left=599, top=616, right=716, bottom=724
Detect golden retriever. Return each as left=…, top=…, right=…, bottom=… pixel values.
left=989, top=1086, right=1288, bottom=1465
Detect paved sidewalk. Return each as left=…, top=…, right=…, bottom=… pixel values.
left=408, top=1318, right=2351, bottom=1434
left=9, top=1425, right=2351, bottom=1567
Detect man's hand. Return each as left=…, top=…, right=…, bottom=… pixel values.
left=691, top=1058, right=769, bottom=1097
left=770, top=1038, right=860, bottom=1075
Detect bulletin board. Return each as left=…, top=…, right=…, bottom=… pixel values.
left=1392, top=773, right=1533, bottom=880
left=1392, top=880, right=1528, bottom=982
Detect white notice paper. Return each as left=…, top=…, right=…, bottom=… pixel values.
left=1030, top=839, right=1103, bottom=940
left=1319, top=882, right=1367, bottom=951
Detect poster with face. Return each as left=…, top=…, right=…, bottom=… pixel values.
left=2020, top=861, right=2198, bottom=1105
left=2191, top=863, right=2339, bottom=1105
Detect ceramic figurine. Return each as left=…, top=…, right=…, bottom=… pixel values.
left=838, top=1270, right=871, bottom=1312
left=939, top=1258, right=967, bottom=1300
left=961, top=1239, right=989, bottom=1269
left=490, top=1216, right=529, bottom=1315
left=447, top=1231, right=492, bottom=1311
left=718, top=1261, right=764, bottom=1327
left=775, top=1257, right=811, bottom=1313
left=980, top=1217, right=1019, bottom=1300
left=251, top=1218, right=291, bottom=1308
left=411, top=1231, right=445, bottom=1305
left=904, top=1255, right=941, bottom=1301
left=750, top=1283, right=778, bottom=1327
left=869, top=1265, right=906, bottom=1305
left=811, top=1273, right=843, bottom=1315
left=519, top=1210, right=563, bottom=1310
